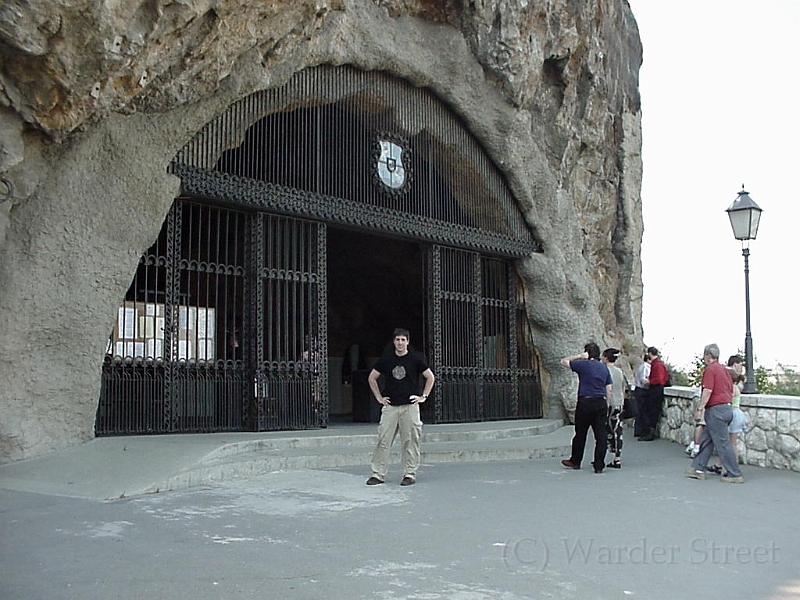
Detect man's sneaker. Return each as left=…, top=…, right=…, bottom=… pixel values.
left=400, top=476, right=416, bottom=486
left=366, top=476, right=384, bottom=486
left=720, top=475, right=744, bottom=484
left=686, top=469, right=707, bottom=480
left=561, top=459, right=580, bottom=470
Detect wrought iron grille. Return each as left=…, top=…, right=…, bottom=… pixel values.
left=171, top=65, right=541, bottom=258
left=99, top=65, right=543, bottom=436
left=250, top=213, right=327, bottom=431
left=97, top=200, right=326, bottom=435
left=426, top=245, right=543, bottom=423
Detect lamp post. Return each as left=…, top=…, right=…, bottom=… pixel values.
left=726, top=185, right=763, bottom=394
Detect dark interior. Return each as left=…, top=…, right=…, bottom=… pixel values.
left=326, top=226, right=425, bottom=420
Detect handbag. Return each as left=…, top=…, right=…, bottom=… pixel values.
left=621, top=386, right=637, bottom=419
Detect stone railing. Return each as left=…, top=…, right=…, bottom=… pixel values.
left=657, top=386, right=800, bottom=473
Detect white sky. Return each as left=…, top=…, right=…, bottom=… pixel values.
left=627, top=0, right=800, bottom=371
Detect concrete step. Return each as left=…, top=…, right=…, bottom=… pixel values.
left=0, top=419, right=572, bottom=499
left=149, top=420, right=572, bottom=494
left=198, top=418, right=564, bottom=459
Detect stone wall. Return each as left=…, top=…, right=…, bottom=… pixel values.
left=658, top=387, right=800, bottom=473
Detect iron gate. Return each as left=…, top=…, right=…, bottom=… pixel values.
left=98, top=65, right=545, bottom=435
left=97, top=200, right=326, bottom=435
left=426, top=245, right=542, bottom=423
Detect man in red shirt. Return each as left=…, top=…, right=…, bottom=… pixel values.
left=637, top=346, right=669, bottom=441
left=686, top=343, right=744, bottom=482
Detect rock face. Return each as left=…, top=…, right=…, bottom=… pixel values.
left=0, top=0, right=644, bottom=462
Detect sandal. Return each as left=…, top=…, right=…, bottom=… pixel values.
left=606, top=461, right=621, bottom=469
left=705, top=465, right=722, bottom=475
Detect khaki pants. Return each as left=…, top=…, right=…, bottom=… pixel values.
left=370, top=403, right=423, bottom=481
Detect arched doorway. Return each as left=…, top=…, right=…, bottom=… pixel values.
left=96, top=66, right=543, bottom=435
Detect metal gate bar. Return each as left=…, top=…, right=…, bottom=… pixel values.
left=172, top=65, right=540, bottom=257
left=428, top=245, right=543, bottom=423
left=97, top=201, right=325, bottom=435
left=252, top=214, right=326, bottom=431
left=100, top=66, right=543, bottom=435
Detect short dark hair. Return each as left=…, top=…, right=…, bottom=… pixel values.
left=603, top=348, right=620, bottom=363
left=647, top=346, right=659, bottom=357
left=393, top=328, right=411, bottom=341
left=584, top=342, right=601, bottom=360
left=727, top=355, right=744, bottom=367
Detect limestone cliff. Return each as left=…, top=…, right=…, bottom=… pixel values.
left=0, top=0, right=644, bottom=461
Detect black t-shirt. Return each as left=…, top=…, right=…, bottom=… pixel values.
left=373, top=351, right=430, bottom=405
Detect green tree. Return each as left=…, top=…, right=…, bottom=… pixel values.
left=685, top=355, right=705, bottom=388
left=662, top=359, right=691, bottom=386
left=767, top=363, right=800, bottom=396
left=675, top=352, right=800, bottom=396
left=754, top=365, right=773, bottom=394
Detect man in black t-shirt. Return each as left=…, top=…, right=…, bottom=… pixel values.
left=366, top=328, right=435, bottom=486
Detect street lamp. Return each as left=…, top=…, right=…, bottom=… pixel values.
left=726, top=185, right=763, bottom=394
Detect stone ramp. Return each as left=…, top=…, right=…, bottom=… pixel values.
left=0, top=419, right=571, bottom=500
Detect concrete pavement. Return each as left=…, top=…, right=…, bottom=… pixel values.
left=0, top=420, right=570, bottom=500
left=1, top=424, right=799, bottom=600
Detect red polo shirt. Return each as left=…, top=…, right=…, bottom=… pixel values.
left=701, top=360, right=734, bottom=407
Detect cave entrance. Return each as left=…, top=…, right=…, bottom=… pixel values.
left=96, top=65, right=544, bottom=435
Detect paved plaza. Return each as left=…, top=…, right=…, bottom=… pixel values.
left=1, top=434, right=798, bottom=599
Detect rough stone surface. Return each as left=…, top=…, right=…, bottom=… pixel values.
left=0, top=0, right=644, bottom=462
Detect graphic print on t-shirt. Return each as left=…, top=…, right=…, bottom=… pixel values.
left=392, top=365, right=407, bottom=380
